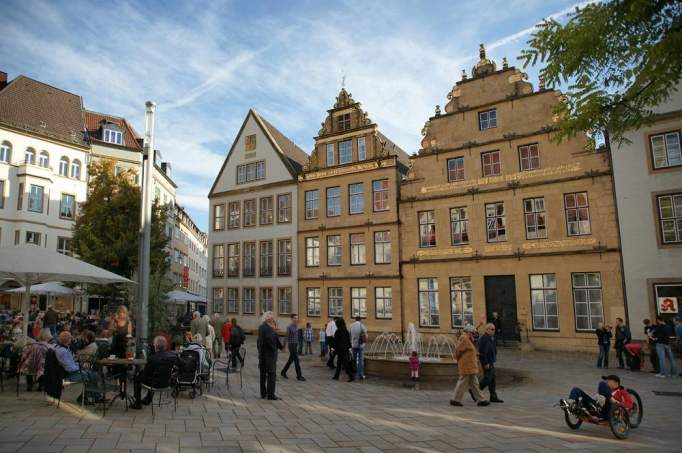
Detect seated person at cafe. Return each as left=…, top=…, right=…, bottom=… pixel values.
left=75, top=330, right=98, bottom=364
left=131, top=336, right=179, bottom=409
left=55, top=331, right=101, bottom=402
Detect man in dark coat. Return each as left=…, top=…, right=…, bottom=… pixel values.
left=479, top=323, right=503, bottom=403
left=131, top=336, right=179, bottom=409
left=258, top=312, right=283, bottom=400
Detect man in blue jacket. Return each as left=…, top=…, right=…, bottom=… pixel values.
left=478, top=323, right=503, bottom=403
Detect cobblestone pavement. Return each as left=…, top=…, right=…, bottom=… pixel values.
left=1, top=340, right=681, bottom=453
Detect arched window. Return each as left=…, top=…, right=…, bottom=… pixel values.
left=70, top=159, right=81, bottom=179
left=0, top=141, right=10, bottom=163
left=39, top=150, right=49, bottom=168
left=25, top=147, right=36, bottom=165
left=59, top=156, right=69, bottom=176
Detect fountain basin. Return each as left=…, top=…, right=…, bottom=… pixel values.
left=365, top=356, right=459, bottom=382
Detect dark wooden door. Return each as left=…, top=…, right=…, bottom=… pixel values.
left=484, top=275, right=519, bottom=342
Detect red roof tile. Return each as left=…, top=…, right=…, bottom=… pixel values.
left=84, top=110, right=142, bottom=151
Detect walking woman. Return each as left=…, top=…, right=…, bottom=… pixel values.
left=595, top=322, right=612, bottom=368
left=332, top=318, right=354, bottom=382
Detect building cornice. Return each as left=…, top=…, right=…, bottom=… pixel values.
left=401, top=246, right=619, bottom=265
left=0, top=123, right=90, bottom=151
left=298, top=219, right=399, bottom=234
left=209, top=179, right=296, bottom=199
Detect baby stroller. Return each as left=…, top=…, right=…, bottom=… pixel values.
left=624, top=343, right=642, bottom=372
left=173, top=345, right=210, bottom=399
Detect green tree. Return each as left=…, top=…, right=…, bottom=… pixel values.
left=520, top=0, right=682, bottom=144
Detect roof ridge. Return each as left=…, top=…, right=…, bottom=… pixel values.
left=253, top=110, right=308, bottom=165
left=4, top=75, right=83, bottom=99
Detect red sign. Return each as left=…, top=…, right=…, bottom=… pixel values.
left=182, top=266, right=189, bottom=288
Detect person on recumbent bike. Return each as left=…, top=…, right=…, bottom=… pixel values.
left=560, top=375, right=633, bottom=418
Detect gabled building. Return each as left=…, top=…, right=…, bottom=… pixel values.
left=208, top=109, right=308, bottom=330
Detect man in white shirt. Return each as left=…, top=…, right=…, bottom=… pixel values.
left=349, top=317, right=368, bottom=380
left=325, top=318, right=338, bottom=368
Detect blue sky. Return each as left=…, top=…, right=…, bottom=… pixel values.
left=0, top=0, right=588, bottom=231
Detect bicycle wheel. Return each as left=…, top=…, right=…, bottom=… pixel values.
left=608, top=405, right=630, bottom=439
left=563, top=409, right=582, bottom=430
left=626, top=389, right=643, bottom=428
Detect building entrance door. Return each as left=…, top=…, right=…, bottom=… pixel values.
left=484, top=275, right=520, bottom=342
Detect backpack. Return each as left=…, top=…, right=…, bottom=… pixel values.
left=230, top=326, right=244, bottom=346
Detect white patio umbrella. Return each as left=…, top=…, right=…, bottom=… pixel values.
left=7, top=281, right=80, bottom=296
left=167, top=289, right=207, bottom=303
left=0, top=246, right=134, bottom=335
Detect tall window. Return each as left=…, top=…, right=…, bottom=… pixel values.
left=524, top=197, right=547, bottom=239
left=305, top=190, right=319, bottom=219
left=357, top=137, right=366, bottom=161
left=245, top=134, right=256, bottom=151
left=419, top=211, right=436, bottom=247
left=531, top=274, right=558, bottom=330
left=278, top=287, right=292, bottom=314
left=519, top=144, right=540, bottom=171
left=243, top=199, right=257, bottom=227
left=350, top=233, right=366, bottom=265
left=17, top=183, right=23, bottom=210
left=212, top=244, right=224, bottom=278
left=26, top=231, right=41, bottom=245
left=339, top=140, right=352, bottom=164
left=71, top=160, right=81, bottom=179
left=243, top=242, right=256, bottom=276
left=572, top=272, right=603, bottom=331
left=227, top=243, right=240, bottom=277
left=658, top=193, right=682, bottom=243
left=327, top=235, right=341, bottom=266
left=59, top=157, right=69, bottom=176
left=485, top=202, right=506, bottom=242
left=447, top=157, right=465, bottom=182
left=372, top=179, right=389, bottom=211
left=375, top=287, right=392, bottom=319
left=213, top=204, right=225, bottom=231
left=277, top=193, right=292, bottom=223
left=450, top=207, right=469, bottom=245
left=374, top=231, right=391, bottom=264
left=418, top=278, right=440, bottom=327
left=307, top=288, right=321, bottom=317
left=59, top=194, right=75, bottom=219
left=25, top=148, right=36, bottom=165
left=481, top=150, right=501, bottom=176
left=351, top=288, right=367, bottom=318
left=650, top=131, right=682, bottom=169
left=326, top=143, right=336, bottom=166
left=305, top=237, right=319, bottom=266
left=28, top=185, right=44, bottom=213
left=328, top=287, right=343, bottom=317
left=0, top=180, right=5, bottom=209
left=242, top=288, right=256, bottom=314
left=337, top=113, right=351, bottom=131
left=259, top=240, right=273, bottom=276
left=57, top=237, right=72, bottom=256
left=327, top=187, right=341, bottom=216
left=564, top=192, right=591, bottom=236
left=277, top=239, right=292, bottom=275
left=0, top=141, right=11, bottom=162
left=38, top=151, right=49, bottom=168
left=227, top=288, right=239, bottom=313
left=103, top=128, right=123, bottom=144
left=260, top=196, right=273, bottom=225
left=228, top=201, right=240, bottom=229
left=348, top=183, right=364, bottom=214
left=450, top=277, right=473, bottom=328
left=260, top=288, right=273, bottom=313
left=237, top=161, right=265, bottom=183
left=479, top=109, right=497, bottom=130
left=212, top=288, right=225, bottom=315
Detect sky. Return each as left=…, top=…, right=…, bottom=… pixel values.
left=0, top=0, right=590, bottom=231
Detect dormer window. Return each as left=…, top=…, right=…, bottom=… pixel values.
left=479, top=109, right=497, bottom=130
left=102, top=123, right=124, bottom=145
left=337, top=113, right=351, bottom=132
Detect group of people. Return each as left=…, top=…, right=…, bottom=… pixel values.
left=188, top=311, right=245, bottom=366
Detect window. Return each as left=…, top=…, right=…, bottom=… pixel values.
left=654, top=284, right=682, bottom=315
left=243, top=199, right=257, bottom=227
left=58, top=157, right=69, bottom=177
left=419, top=278, right=440, bottom=327
left=328, top=287, right=343, bottom=317
left=243, top=242, right=256, bottom=277
left=212, top=288, right=225, bottom=315
left=450, top=277, right=473, bottom=328
left=350, top=233, right=366, bottom=265
left=57, top=237, right=72, bottom=256
left=531, top=274, right=558, bottom=330
left=278, top=287, right=292, bottom=314
left=17, top=183, right=23, bottom=210
left=357, top=137, right=366, bottom=161
left=651, top=131, right=682, bottom=169
left=339, top=140, right=352, bottom=164
left=305, top=237, right=319, bottom=266
left=305, top=190, right=319, bottom=219
left=374, top=231, right=391, bottom=264
left=26, top=231, right=41, bottom=246
left=277, top=193, right=292, bottom=223
left=375, top=287, right=393, bottom=319
left=15, top=230, right=19, bottom=245
left=372, top=179, right=389, bottom=211
left=450, top=207, right=469, bottom=245
left=260, top=288, right=273, bottom=313
left=658, top=193, right=682, bottom=243
left=38, top=151, right=49, bottom=168
left=228, top=201, right=240, bottom=229
left=243, top=288, right=256, bottom=314
left=245, top=134, right=256, bottom=151
left=351, top=288, right=367, bottom=318
left=327, top=187, right=341, bottom=216
left=212, top=244, right=225, bottom=278
left=326, top=143, right=336, bottom=166
left=481, top=150, right=501, bottom=176
left=479, top=109, right=497, bottom=130
left=519, top=144, right=540, bottom=171
left=485, top=202, right=506, bottom=242
left=236, top=161, right=265, bottom=183
left=277, top=239, right=292, bottom=275
left=524, top=197, right=547, bottom=239
left=25, top=147, right=36, bottom=165
left=0, top=180, right=5, bottom=209
left=348, top=183, right=364, bottom=214
left=565, top=192, right=591, bottom=236
left=0, top=141, right=11, bottom=162
left=572, top=272, right=603, bottom=331
left=103, top=128, right=123, bottom=145
left=337, top=113, right=351, bottom=132
left=71, top=160, right=81, bottom=179
left=260, top=196, right=273, bottom=225
left=307, top=288, right=321, bottom=317
left=259, top=240, right=273, bottom=276
left=419, top=211, right=436, bottom=247
left=327, top=235, right=342, bottom=266
left=447, top=157, right=465, bottom=182
left=59, top=194, right=75, bottom=219
left=28, top=185, right=44, bottom=213
left=227, top=243, right=240, bottom=277
left=227, top=288, right=239, bottom=313
left=213, top=204, right=225, bottom=231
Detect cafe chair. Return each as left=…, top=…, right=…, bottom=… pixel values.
left=141, top=363, right=177, bottom=418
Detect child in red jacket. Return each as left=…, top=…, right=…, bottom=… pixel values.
left=409, top=351, right=420, bottom=381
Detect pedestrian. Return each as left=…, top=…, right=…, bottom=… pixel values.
left=332, top=318, right=354, bottom=382
left=297, top=326, right=304, bottom=355
left=304, top=323, right=314, bottom=355
left=643, top=319, right=660, bottom=373
left=614, top=317, right=631, bottom=369
left=222, top=318, right=233, bottom=359
left=450, top=326, right=489, bottom=407
left=674, top=317, right=682, bottom=354
left=280, top=314, right=306, bottom=381
left=409, top=351, right=420, bottom=381
left=479, top=323, right=503, bottom=403
left=319, top=328, right=327, bottom=358
left=490, top=311, right=504, bottom=347
left=203, top=314, right=215, bottom=359
left=211, top=313, right=225, bottom=358
left=653, top=317, right=679, bottom=378
left=257, top=311, right=284, bottom=400
left=349, top=316, right=368, bottom=380
left=44, top=306, right=58, bottom=337
left=326, top=317, right=338, bottom=369
left=595, top=322, right=612, bottom=369
left=229, top=318, right=245, bottom=370
left=190, top=311, right=208, bottom=339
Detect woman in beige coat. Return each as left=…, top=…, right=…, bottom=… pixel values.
left=450, top=325, right=489, bottom=407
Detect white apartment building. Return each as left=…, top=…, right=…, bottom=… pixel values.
left=611, top=86, right=682, bottom=338
left=208, top=109, right=308, bottom=331
left=172, top=204, right=208, bottom=301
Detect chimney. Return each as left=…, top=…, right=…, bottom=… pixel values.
left=0, top=72, right=8, bottom=91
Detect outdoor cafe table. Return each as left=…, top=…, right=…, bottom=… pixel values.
left=96, top=357, right=146, bottom=415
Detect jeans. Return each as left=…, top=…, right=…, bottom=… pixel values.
left=320, top=341, right=327, bottom=355
left=281, top=344, right=302, bottom=378
left=352, top=347, right=365, bottom=378
left=479, top=364, right=498, bottom=400
left=47, top=324, right=57, bottom=337
left=569, top=382, right=610, bottom=417
left=615, top=342, right=625, bottom=368
left=305, top=341, right=312, bottom=355
left=656, top=343, right=679, bottom=376
left=597, top=343, right=610, bottom=368
left=66, top=370, right=101, bottom=399
left=334, top=351, right=353, bottom=380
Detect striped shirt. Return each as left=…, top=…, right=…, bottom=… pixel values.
left=287, top=324, right=298, bottom=345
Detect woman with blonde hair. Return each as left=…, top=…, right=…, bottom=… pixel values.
left=109, top=305, right=133, bottom=358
